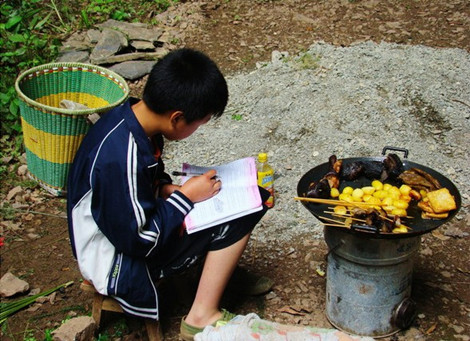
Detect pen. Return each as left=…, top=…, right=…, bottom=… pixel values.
left=172, top=171, right=220, bottom=180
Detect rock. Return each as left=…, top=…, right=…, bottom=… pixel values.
left=86, top=29, right=101, bottom=43
left=56, top=19, right=174, bottom=80
left=52, top=316, right=96, bottom=341
left=271, top=50, right=289, bottom=65
left=130, top=40, right=157, bottom=50
left=92, top=50, right=168, bottom=65
left=90, top=28, right=128, bottom=63
left=60, top=31, right=94, bottom=52
left=56, top=51, right=90, bottom=63
left=27, top=233, right=41, bottom=240
left=6, top=186, right=24, bottom=201
left=109, top=60, right=158, bottom=80
left=444, top=226, right=468, bottom=238
left=0, top=272, right=29, bottom=297
left=96, top=19, right=163, bottom=42
left=17, top=164, right=28, bottom=176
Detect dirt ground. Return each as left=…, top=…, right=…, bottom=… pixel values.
left=1, top=1, right=469, bottom=340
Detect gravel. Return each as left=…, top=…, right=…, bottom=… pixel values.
left=164, top=41, right=470, bottom=242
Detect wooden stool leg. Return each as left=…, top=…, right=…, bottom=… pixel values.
left=92, top=293, right=104, bottom=327
left=145, top=319, right=163, bottom=341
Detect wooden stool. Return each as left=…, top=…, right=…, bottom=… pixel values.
left=80, top=280, right=163, bottom=341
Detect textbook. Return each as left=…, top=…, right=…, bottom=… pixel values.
left=179, top=157, right=263, bottom=234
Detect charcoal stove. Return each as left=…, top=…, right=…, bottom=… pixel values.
left=297, top=147, right=461, bottom=337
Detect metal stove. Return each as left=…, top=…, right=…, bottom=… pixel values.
left=297, top=148, right=461, bottom=337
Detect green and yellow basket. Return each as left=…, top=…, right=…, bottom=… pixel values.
left=15, top=62, right=129, bottom=196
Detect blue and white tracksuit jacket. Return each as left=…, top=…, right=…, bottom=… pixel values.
left=67, top=98, right=193, bottom=320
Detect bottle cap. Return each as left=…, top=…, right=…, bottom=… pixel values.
left=258, top=153, right=267, bottom=163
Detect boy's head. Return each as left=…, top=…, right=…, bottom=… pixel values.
left=143, top=48, right=228, bottom=124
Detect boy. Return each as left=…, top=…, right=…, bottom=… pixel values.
left=67, top=48, right=271, bottom=340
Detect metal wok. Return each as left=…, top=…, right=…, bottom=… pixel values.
left=297, top=151, right=461, bottom=239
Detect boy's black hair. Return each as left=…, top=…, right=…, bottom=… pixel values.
left=143, top=48, right=228, bottom=123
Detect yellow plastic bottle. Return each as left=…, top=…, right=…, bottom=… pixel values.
left=257, top=153, right=274, bottom=208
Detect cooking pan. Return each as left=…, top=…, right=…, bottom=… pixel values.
left=297, top=147, right=462, bottom=239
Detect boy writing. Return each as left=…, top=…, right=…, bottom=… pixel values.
left=67, top=48, right=271, bottom=340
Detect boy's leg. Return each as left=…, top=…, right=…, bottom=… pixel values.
left=183, top=233, right=250, bottom=328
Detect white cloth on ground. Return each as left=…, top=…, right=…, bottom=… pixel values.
left=194, top=313, right=375, bottom=341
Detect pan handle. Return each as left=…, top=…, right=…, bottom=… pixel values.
left=382, top=146, right=409, bottom=158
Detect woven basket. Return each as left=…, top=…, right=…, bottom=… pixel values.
left=15, top=62, right=129, bottom=196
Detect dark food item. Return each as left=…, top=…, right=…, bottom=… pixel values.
left=362, top=161, right=383, bottom=179
left=340, top=161, right=364, bottom=180
left=306, top=178, right=330, bottom=198
left=329, top=154, right=343, bottom=174
left=339, top=153, right=404, bottom=182
left=307, top=155, right=341, bottom=198
left=351, top=207, right=394, bottom=233
left=398, top=168, right=442, bottom=192
left=381, top=153, right=404, bottom=182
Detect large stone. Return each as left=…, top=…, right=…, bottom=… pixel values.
left=56, top=51, right=90, bottom=63
left=109, top=61, right=158, bottom=80
left=131, top=40, right=157, bottom=51
left=86, top=29, right=101, bottom=44
left=52, top=316, right=96, bottom=341
left=0, top=272, right=29, bottom=297
left=60, top=31, right=94, bottom=52
left=92, top=49, right=168, bottom=65
left=97, top=19, right=163, bottom=42
left=90, top=28, right=128, bottom=63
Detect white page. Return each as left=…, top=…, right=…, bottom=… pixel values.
left=180, top=157, right=262, bottom=233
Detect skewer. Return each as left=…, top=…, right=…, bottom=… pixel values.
left=320, top=223, right=351, bottom=228
left=294, top=196, right=385, bottom=207
left=319, top=215, right=350, bottom=225
left=332, top=214, right=368, bottom=223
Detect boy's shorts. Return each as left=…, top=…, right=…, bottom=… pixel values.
left=150, top=187, right=270, bottom=279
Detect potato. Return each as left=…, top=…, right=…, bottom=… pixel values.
left=339, top=193, right=353, bottom=203
left=362, top=186, right=376, bottom=195
left=393, top=199, right=409, bottom=210
left=399, top=184, right=412, bottom=196
left=391, top=208, right=407, bottom=217
left=330, top=187, right=340, bottom=198
left=387, top=186, right=401, bottom=199
left=373, top=190, right=388, bottom=200
left=351, top=188, right=364, bottom=200
left=371, top=180, right=383, bottom=190
left=334, top=205, right=348, bottom=215
left=392, top=225, right=408, bottom=233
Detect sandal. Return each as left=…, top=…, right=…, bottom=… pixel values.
left=180, top=309, right=237, bottom=341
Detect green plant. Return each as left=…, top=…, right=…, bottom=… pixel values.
left=231, top=114, right=243, bottom=121
left=0, top=0, right=62, bottom=148
left=294, top=52, right=320, bottom=70
left=0, top=281, right=74, bottom=325
left=81, top=0, right=134, bottom=27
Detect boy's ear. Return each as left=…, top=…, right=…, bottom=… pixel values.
left=169, top=111, right=184, bottom=127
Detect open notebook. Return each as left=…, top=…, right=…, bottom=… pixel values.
left=179, top=157, right=262, bottom=234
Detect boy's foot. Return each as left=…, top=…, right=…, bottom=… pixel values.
left=228, top=266, right=274, bottom=296
left=180, top=309, right=236, bottom=341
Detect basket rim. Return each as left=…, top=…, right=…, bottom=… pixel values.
left=15, top=62, right=130, bottom=116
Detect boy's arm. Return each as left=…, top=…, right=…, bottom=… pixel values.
left=89, top=142, right=193, bottom=258
left=159, top=183, right=180, bottom=199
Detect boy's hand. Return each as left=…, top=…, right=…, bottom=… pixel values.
left=179, top=170, right=222, bottom=203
